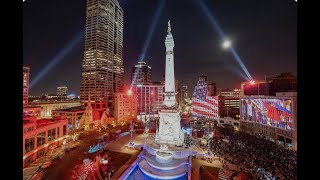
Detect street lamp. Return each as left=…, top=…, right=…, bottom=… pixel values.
left=128, top=120, right=135, bottom=147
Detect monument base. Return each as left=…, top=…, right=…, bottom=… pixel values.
left=156, top=109, right=184, bottom=146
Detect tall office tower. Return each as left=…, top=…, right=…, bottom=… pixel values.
left=131, top=61, right=152, bottom=86
left=113, top=1, right=124, bottom=93
left=80, top=0, right=124, bottom=111
left=23, top=66, right=30, bottom=106
left=57, top=86, right=68, bottom=96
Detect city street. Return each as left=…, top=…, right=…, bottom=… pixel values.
left=24, top=125, right=129, bottom=180
left=40, top=131, right=102, bottom=180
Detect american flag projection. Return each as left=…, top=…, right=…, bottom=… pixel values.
left=192, top=76, right=219, bottom=119
left=241, top=97, right=293, bottom=130
left=192, top=96, right=219, bottom=118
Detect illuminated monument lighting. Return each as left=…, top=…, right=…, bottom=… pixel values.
left=123, top=21, right=190, bottom=180
left=155, top=20, right=184, bottom=146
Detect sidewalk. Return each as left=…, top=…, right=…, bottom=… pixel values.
left=23, top=140, right=80, bottom=180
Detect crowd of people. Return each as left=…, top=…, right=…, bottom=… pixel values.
left=209, top=127, right=297, bottom=180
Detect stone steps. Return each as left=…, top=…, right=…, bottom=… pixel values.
left=138, top=158, right=188, bottom=179
left=143, top=151, right=189, bottom=170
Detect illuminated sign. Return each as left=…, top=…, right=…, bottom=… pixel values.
left=241, top=98, right=293, bottom=130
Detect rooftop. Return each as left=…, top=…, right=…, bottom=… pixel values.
left=29, top=100, right=80, bottom=105
left=36, top=118, right=67, bottom=128
left=23, top=117, right=67, bottom=128
left=54, top=105, right=86, bottom=112
left=23, top=105, right=42, bottom=109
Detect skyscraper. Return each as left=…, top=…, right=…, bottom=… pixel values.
left=80, top=0, right=124, bottom=111
left=23, top=66, right=30, bottom=106
left=131, top=61, right=152, bottom=86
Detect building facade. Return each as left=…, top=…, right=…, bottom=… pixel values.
left=23, top=106, right=42, bottom=121
left=218, top=116, right=241, bottom=130
left=23, top=117, right=68, bottom=168
left=29, top=101, right=81, bottom=118
left=57, top=86, right=68, bottom=96
left=191, top=75, right=219, bottom=119
left=80, top=0, right=124, bottom=111
left=181, top=85, right=188, bottom=99
left=219, top=88, right=241, bottom=119
left=241, top=73, right=296, bottom=96
left=113, top=92, right=137, bottom=125
left=217, top=96, right=225, bottom=118
left=208, top=82, right=217, bottom=96
left=239, top=92, right=297, bottom=150
left=135, top=83, right=164, bottom=122
left=52, top=106, right=86, bottom=131
left=241, top=81, right=270, bottom=96
left=23, top=66, right=30, bottom=106
left=131, top=61, right=152, bottom=86
left=79, top=99, right=106, bottom=130
left=179, top=85, right=189, bottom=108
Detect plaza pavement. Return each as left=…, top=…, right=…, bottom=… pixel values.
left=104, top=133, right=239, bottom=180
left=23, top=131, right=241, bottom=180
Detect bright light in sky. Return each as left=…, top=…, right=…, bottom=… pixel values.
left=222, top=39, right=231, bottom=49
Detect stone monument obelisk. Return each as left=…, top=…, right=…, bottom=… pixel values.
left=155, top=20, right=184, bottom=146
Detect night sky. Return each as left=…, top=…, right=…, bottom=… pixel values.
left=23, top=0, right=297, bottom=96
